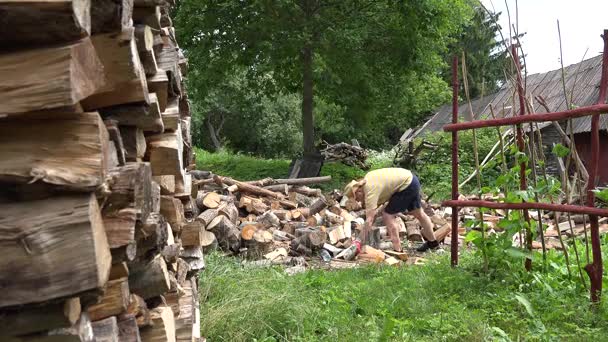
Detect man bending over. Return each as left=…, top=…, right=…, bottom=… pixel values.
left=344, top=168, right=438, bottom=252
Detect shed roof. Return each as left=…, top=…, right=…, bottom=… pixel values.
left=414, top=54, right=606, bottom=137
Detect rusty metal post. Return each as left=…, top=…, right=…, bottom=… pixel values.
left=511, top=45, right=534, bottom=270
left=451, top=55, right=460, bottom=267
left=585, top=30, right=608, bottom=303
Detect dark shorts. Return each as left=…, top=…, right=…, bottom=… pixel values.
left=384, top=175, right=421, bottom=214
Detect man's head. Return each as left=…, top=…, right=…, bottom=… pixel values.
left=344, top=179, right=365, bottom=202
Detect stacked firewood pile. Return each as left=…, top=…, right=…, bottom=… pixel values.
left=191, top=173, right=464, bottom=268
left=321, top=142, right=369, bottom=169
left=0, top=1, right=201, bottom=341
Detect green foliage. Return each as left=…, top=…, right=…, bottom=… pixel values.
left=175, top=0, right=475, bottom=155
left=413, top=128, right=502, bottom=201
left=552, top=143, right=571, bottom=158
left=199, top=251, right=608, bottom=341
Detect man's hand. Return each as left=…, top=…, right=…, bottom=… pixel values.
left=360, top=207, right=377, bottom=246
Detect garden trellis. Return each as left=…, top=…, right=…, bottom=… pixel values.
left=444, top=30, right=608, bottom=303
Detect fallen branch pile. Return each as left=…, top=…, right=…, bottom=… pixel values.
left=321, top=142, right=368, bottom=169
left=0, top=1, right=201, bottom=341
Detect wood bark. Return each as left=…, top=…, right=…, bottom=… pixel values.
left=301, top=42, right=315, bottom=154
left=116, top=315, right=142, bottom=342
left=125, top=294, right=150, bottom=327
left=214, top=175, right=285, bottom=199
left=14, top=313, right=95, bottom=342
left=81, top=28, right=150, bottom=110
left=207, top=215, right=240, bottom=252
left=100, top=95, right=164, bottom=133
left=91, top=316, right=119, bottom=342
left=104, top=120, right=127, bottom=166
left=289, top=192, right=315, bottom=207
left=0, top=112, right=109, bottom=191
left=218, top=202, right=239, bottom=223
left=91, top=0, right=133, bottom=34
left=0, top=298, right=81, bottom=337
left=292, top=186, right=322, bottom=197
left=195, top=208, right=220, bottom=227
left=128, top=255, right=171, bottom=300
left=160, top=195, right=184, bottom=232
left=87, top=277, right=130, bottom=321
left=0, top=0, right=91, bottom=47
left=0, top=194, right=111, bottom=308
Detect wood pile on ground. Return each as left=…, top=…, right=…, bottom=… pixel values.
left=321, top=142, right=368, bottom=169
left=0, top=1, right=202, bottom=341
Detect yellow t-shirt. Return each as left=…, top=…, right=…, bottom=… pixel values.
left=363, top=168, right=413, bottom=209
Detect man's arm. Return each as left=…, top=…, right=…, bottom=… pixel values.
left=360, top=207, right=377, bottom=246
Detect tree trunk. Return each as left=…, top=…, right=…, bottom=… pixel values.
left=206, top=114, right=223, bottom=151
left=301, top=43, right=315, bottom=154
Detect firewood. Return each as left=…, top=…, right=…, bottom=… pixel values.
left=196, top=208, right=220, bottom=227
left=272, top=209, right=292, bottom=221
left=107, top=141, right=121, bottom=169
left=156, top=42, right=182, bottom=98
left=176, top=258, right=190, bottom=286
left=242, top=229, right=274, bottom=258
left=214, top=175, right=285, bottom=199
left=134, top=25, right=155, bottom=53
left=99, top=95, right=164, bottom=133
left=0, top=298, right=81, bottom=337
left=434, top=222, right=452, bottom=242
left=327, top=226, right=346, bottom=244
left=0, top=112, right=109, bottom=191
left=0, top=194, right=111, bottom=308
left=146, top=130, right=184, bottom=177
left=219, top=202, right=239, bottom=223
left=181, top=221, right=205, bottom=247
left=359, top=246, right=386, bottom=263
left=91, top=0, right=133, bottom=34
left=129, top=255, right=171, bottom=300
left=200, top=230, right=218, bottom=253
left=290, top=209, right=303, bottom=221
left=174, top=173, right=191, bottom=198
left=104, top=120, right=127, bottom=166
left=292, top=186, right=322, bottom=197
left=0, top=0, right=91, bottom=46
left=133, top=5, right=161, bottom=30
left=104, top=162, right=152, bottom=222
left=116, top=315, right=141, bottom=342
left=139, top=306, right=175, bottom=342
left=239, top=196, right=269, bottom=215
left=197, top=192, right=221, bottom=209
left=291, top=228, right=326, bottom=251
left=207, top=215, right=241, bottom=252
left=109, top=262, right=129, bottom=280
left=241, top=224, right=258, bottom=240
left=103, top=208, right=137, bottom=248
left=289, top=192, right=315, bottom=207
left=306, top=213, right=324, bottom=227
left=87, top=277, right=129, bottom=321
left=345, top=198, right=362, bottom=211
left=151, top=181, right=161, bottom=213
left=178, top=49, right=188, bottom=75
left=175, top=279, right=197, bottom=342
left=263, top=184, right=290, bottom=195
left=125, top=294, right=150, bottom=327
left=154, top=175, right=175, bottom=195
left=81, top=28, right=149, bottom=110
left=16, top=313, right=95, bottom=342
left=147, top=70, right=169, bottom=112
left=324, top=210, right=343, bottom=225
left=162, top=243, right=182, bottom=264
left=162, top=98, right=180, bottom=131
left=135, top=213, right=168, bottom=259
left=111, top=242, right=137, bottom=264
left=120, top=127, right=146, bottom=162
left=405, top=220, right=422, bottom=242
left=160, top=195, right=184, bottom=232
left=384, top=250, right=408, bottom=261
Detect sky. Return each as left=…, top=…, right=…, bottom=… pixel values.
left=480, top=0, right=608, bottom=74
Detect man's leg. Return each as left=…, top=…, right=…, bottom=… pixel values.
left=382, top=211, right=402, bottom=251
left=410, top=208, right=439, bottom=252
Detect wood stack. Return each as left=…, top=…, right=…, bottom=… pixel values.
left=321, top=142, right=368, bottom=169
left=0, top=1, right=202, bottom=341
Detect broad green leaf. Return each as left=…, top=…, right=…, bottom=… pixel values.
left=552, top=144, right=570, bottom=158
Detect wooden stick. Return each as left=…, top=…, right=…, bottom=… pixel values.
left=214, top=175, right=285, bottom=199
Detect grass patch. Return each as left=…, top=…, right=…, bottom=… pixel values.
left=195, top=148, right=372, bottom=191
left=199, top=252, right=608, bottom=341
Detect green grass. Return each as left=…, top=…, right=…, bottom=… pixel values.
left=195, top=148, right=373, bottom=192
left=199, top=252, right=608, bottom=341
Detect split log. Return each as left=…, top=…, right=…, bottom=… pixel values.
left=327, top=226, right=346, bottom=244
left=147, top=130, right=184, bottom=177
left=175, top=279, right=196, bottom=342
left=104, top=120, right=126, bottom=166
left=238, top=196, right=269, bottom=215
left=214, top=175, right=285, bottom=199
left=207, top=215, right=240, bottom=252
left=134, top=25, right=155, bottom=53
left=154, top=175, right=175, bottom=195
left=120, top=127, right=146, bottom=162
left=324, top=210, right=343, bottom=225
left=291, top=229, right=326, bottom=251
left=0, top=0, right=91, bottom=47
left=103, top=208, right=137, bottom=249
left=116, top=315, right=141, bottom=342
left=125, top=294, right=150, bottom=327
left=161, top=98, right=180, bottom=131
left=0, top=194, right=111, bottom=308
left=272, top=229, right=294, bottom=242
left=156, top=41, right=182, bottom=98
left=289, top=192, right=315, bottom=207
left=200, top=230, right=218, bottom=253
left=272, top=209, right=292, bottom=221
left=196, top=208, right=219, bottom=227
left=0, top=298, right=81, bottom=337
left=259, top=211, right=281, bottom=228
left=139, top=306, right=175, bottom=342
left=100, top=95, right=164, bottom=133
left=160, top=195, right=184, bottom=231
left=306, top=213, right=324, bottom=227
left=162, top=243, right=181, bottom=264
left=110, top=242, right=137, bottom=264
left=0, top=112, right=109, bottom=191
left=129, top=255, right=171, bottom=300
left=174, top=172, right=191, bottom=198
left=292, top=186, right=322, bottom=197
left=404, top=220, right=422, bottom=242
left=176, top=258, right=190, bottom=286
left=147, top=71, right=169, bottom=112
left=151, top=181, right=161, bottom=213
left=91, top=0, right=133, bottom=34
left=181, top=221, right=204, bottom=247
left=91, top=316, right=119, bottom=342
left=135, top=213, right=168, bottom=260
left=242, top=229, right=274, bottom=258
left=104, top=162, right=152, bottom=222
left=299, top=197, right=327, bottom=218
left=109, top=262, right=129, bottom=280
left=434, top=223, right=452, bottom=242
left=15, top=313, right=95, bottom=342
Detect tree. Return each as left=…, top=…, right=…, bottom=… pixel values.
left=175, top=0, right=472, bottom=155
